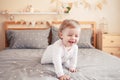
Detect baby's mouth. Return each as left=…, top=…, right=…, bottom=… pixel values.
left=68, top=40, right=75, bottom=44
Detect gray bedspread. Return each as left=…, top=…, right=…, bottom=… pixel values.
left=0, top=48, right=120, bottom=80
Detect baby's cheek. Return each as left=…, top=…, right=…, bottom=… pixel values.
left=76, top=39, right=79, bottom=43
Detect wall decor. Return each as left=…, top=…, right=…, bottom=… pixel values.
left=51, top=0, right=107, bottom=10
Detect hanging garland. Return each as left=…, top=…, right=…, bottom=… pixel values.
left=51, top=0, right=73, bottom=13
left=51, top=0, right=107, bottom=10
left=81, top=0, right=107, bottom=10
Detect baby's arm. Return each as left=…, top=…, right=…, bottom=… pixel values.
left=69, top=45, right=78, bottom=72
left=52, top=48, right=70, bottom=80
left=52, top=52, right=64, bottom=77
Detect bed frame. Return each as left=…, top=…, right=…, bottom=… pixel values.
left=4, top=21, right=97, bottom=48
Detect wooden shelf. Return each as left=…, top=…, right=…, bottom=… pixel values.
left=0, top=11, right=58, bottom=15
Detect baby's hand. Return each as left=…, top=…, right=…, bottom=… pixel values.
left=59, top=74, right=70, bottom=80
left=69, top=68, right=77, bottom=73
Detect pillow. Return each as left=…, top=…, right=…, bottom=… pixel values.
left=7, top=29, right=50, bottom=49
left=77, top=29, right=94, bottom=48
left=51, top=27, right=60, bottom=44
left=51, top=27, right=94, bottom=48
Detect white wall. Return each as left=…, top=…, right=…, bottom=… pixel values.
left=0, top=0, right=119, bottom=33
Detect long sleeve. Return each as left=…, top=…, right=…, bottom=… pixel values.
left=41, top=39, right=65, bottom=77
left=69, top=45, right=78, bottom=69
left=52, top=48, right=64, bottom=77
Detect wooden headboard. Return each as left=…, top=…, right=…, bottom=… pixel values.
left=52, top=21, right=97, bottom=48
left=4, top=21, right=97, bottom=48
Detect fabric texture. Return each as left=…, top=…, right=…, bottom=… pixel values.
left=7, top=29, right=50, bottom=49
left=51, top=27, right=93, bottom=48
left=0, top=48, right=120, bottom=80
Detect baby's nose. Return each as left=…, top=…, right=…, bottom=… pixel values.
left=71, top=36, right=76, bottom=39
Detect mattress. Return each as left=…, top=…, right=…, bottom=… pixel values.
left=0, top=48, right=120, bottom=80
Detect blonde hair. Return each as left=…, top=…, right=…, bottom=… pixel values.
left=59, top=19, right=80, bottom=32
left=58, top=19, right=80, bottom=38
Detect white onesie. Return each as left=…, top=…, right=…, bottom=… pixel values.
left=41, top=39, right=78, bottom=77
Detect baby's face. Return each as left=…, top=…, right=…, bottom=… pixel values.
left=60, top=27, right=80, bottom=47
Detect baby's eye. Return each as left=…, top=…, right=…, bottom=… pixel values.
left=68, top=35, right=72, bottom=36
left=75, top=35, right=78, bottom=37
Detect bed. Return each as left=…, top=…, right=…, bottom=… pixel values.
left=0, top=21, right=120, bottom=80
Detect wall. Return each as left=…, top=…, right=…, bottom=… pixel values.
left=0, top=0, right=120, bottom=50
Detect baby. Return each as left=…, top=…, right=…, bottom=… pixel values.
left=41, top=19, right=81, bottom=80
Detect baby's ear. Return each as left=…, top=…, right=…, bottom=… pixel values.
left=58, top=32, right=63, bottom=39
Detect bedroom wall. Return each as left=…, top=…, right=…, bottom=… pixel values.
left=0, top=0, right=120, bottom=50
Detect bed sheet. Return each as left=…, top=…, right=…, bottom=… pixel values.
left=0, top=48, right=120, bottom=80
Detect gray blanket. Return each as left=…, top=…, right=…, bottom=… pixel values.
left=0, top=48, right=120, bottom=80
